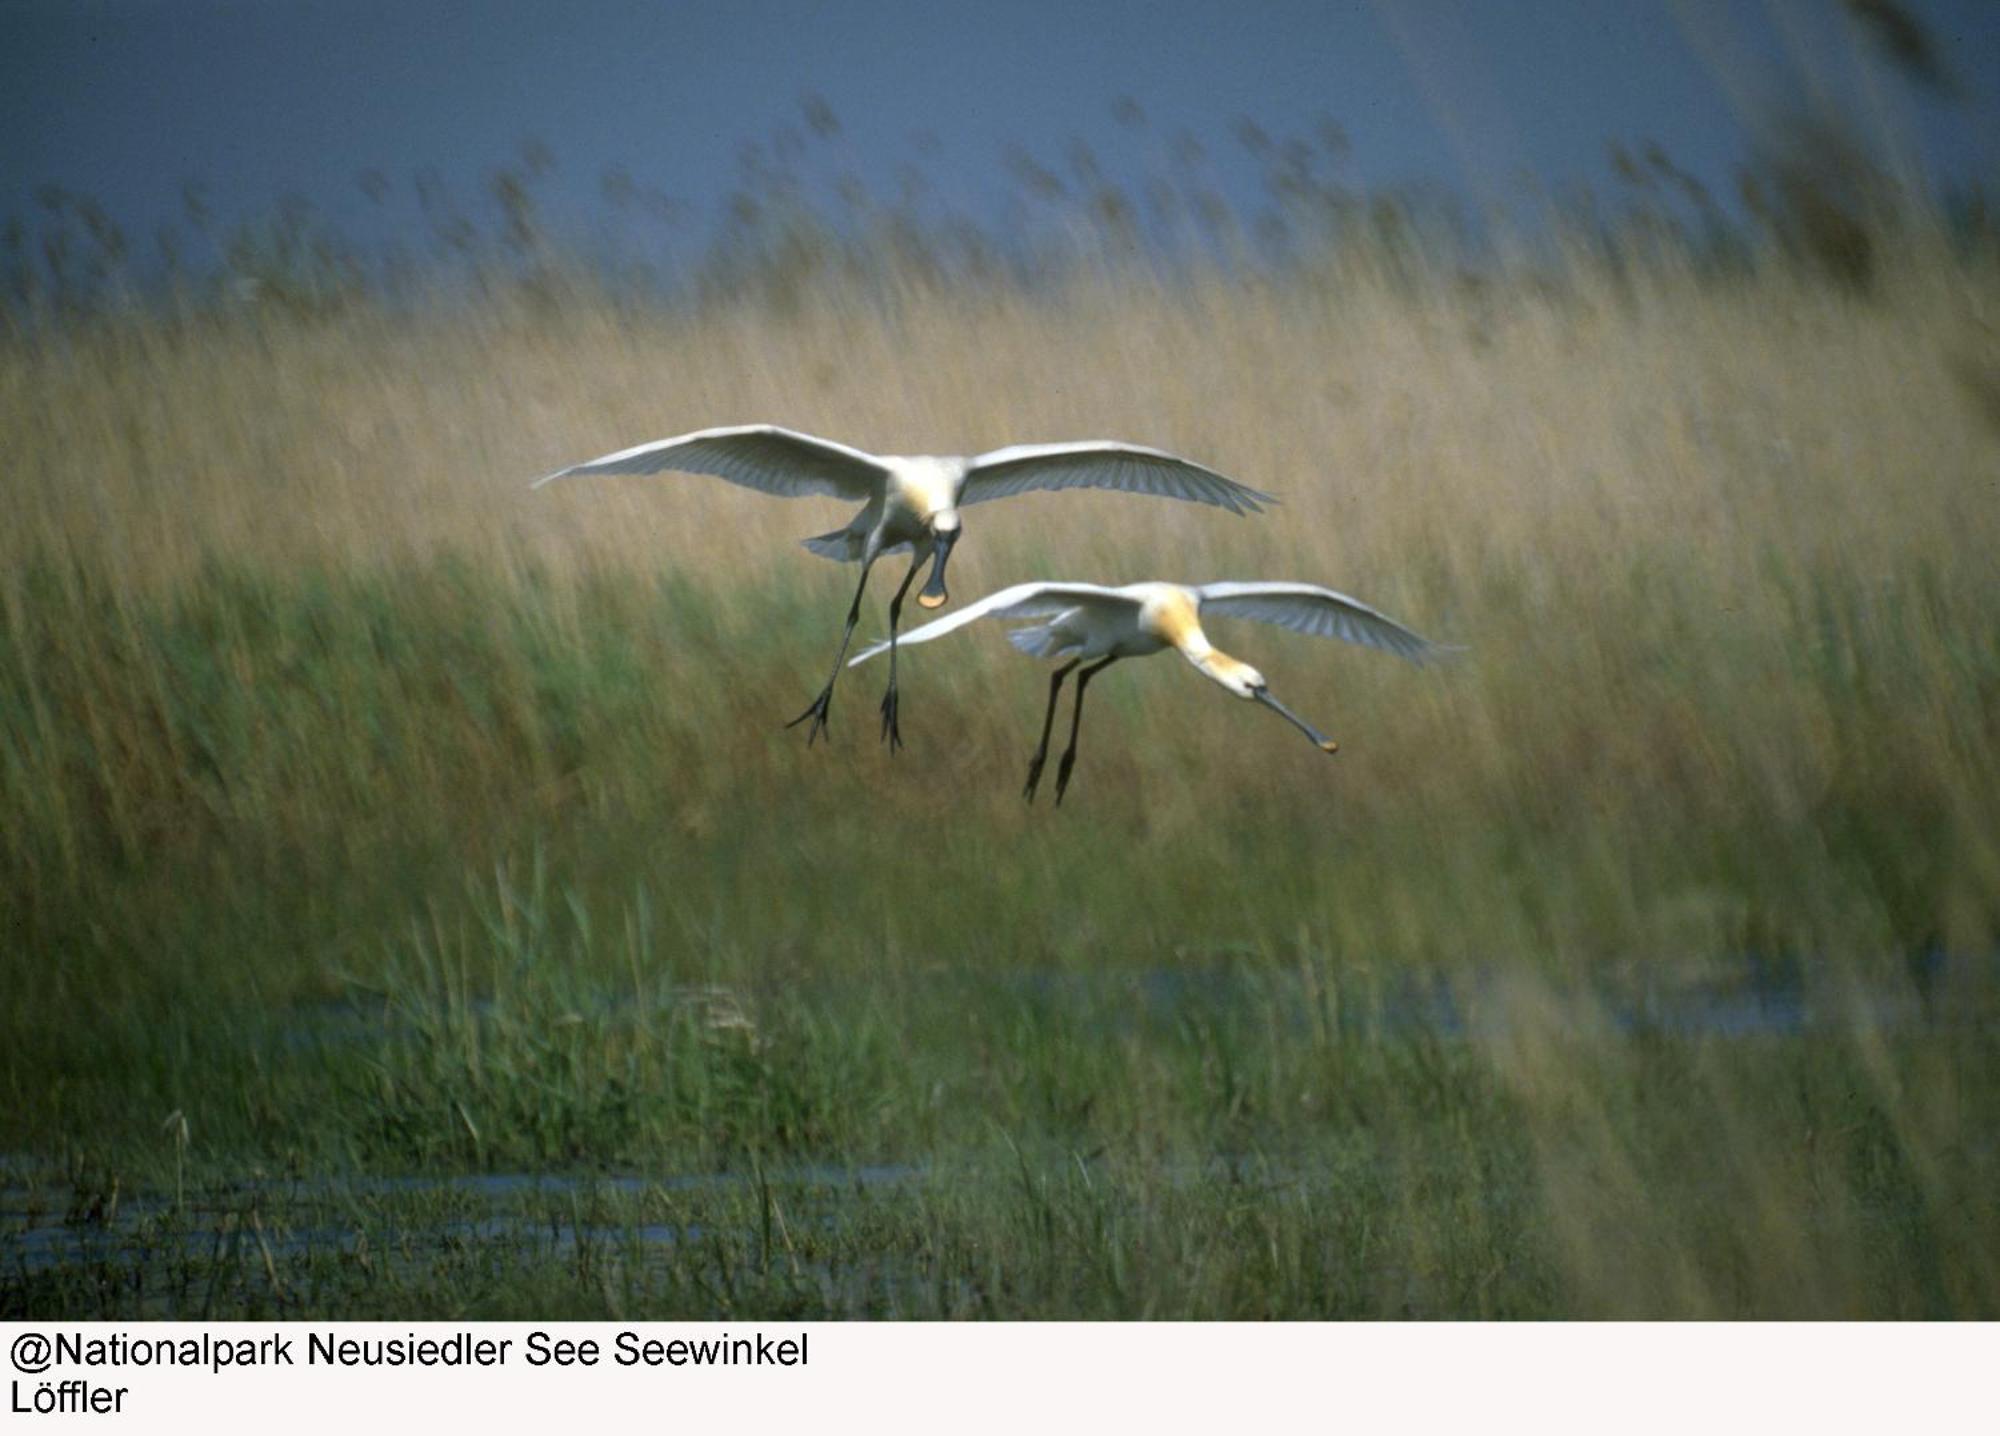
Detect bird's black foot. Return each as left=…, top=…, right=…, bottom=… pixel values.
left=1053, top=751, right=1080, bottom=806
left=786, top=684, right=835, bottom=745
left=879, top=682, right=904, bottom=753
left=1022, top=752, right=1049, bottom=802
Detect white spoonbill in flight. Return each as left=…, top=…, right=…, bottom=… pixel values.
left=532, top=425, right=1273, bottom=748
left=849, top=579, right=1448, bottom=803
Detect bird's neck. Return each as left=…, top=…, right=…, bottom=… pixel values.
left=1172, top=621, right=1261, bottom=693
left=1154, top=592, right=1242, bottom=689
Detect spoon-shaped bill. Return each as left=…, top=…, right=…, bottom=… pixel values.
left=918, top=531, right=957, bottom=610
left=1254, top=687, right=1339, bottom=753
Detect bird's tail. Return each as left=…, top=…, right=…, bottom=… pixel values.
left=1006, top=622, right=1083, bottom=659
left=800, top=527, right=863, bottom=562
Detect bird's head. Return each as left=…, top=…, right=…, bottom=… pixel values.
left=919, top=512, right=961, bottom=609
left=1205, top=653, right=1266, bottom=700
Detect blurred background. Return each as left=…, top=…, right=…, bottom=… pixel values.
left=2, top=1, right=1998, bottom=1320
left=4, top=0, right=1997, bottom=310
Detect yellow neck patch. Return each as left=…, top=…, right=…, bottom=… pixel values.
left=1151, top=589, right=1204, bottom=651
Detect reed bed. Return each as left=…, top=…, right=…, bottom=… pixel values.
left=4, top=195, right=1998, bottom=1316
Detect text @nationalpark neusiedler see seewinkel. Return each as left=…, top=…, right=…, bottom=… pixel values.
left=12, top=1328, right=809, bottom=1384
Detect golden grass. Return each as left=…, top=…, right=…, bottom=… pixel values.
left=7, top=249, right=1997, bottom=953
left=11, top=255, right=1992, bottom=586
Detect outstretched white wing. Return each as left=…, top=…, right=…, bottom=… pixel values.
left=1197, top=581, right=1450, bottom=664
left=957, top=441, right=1275, bottom=516
left=532, top=424, right=888, bottom=500
left=848, top=582, right=1135, bottom=666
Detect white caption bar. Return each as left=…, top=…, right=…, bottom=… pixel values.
left=0, top=1322, right=1988, bottom=1433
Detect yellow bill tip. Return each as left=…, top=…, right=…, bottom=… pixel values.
left=917, top=591, right=948, bottom=610
left=1319, top=739, right=1340, bottom=754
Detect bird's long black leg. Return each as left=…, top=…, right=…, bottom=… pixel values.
left=1054, top=656, right=1118, bottom=806
left=1022, top=660, right=1080, bottom=802
left=878, top=550, right=926, bottom=752
left=786, top=556, right=875, bottom=744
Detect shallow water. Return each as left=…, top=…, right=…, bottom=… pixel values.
left=8, top=950, right=1995, bottom=1307
left=278, top=948, right=1999, bottom=1056
left=1005, top=947, right=1995, bottom=1039
left=1, top=1160, right=925, bottom=1280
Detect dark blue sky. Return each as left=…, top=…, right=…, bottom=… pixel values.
left=3, top=0, right=1995, bottom=255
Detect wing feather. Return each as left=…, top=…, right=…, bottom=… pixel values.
left=848, top=582, right=1135, bottom=666
left=1196, top=581, right=1451, bottom=664
left=532, top=424, right=887, bottom=500
left=958, top=441, right=1275, bottom=516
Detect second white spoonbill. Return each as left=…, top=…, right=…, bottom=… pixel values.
left=849, top=580, right=1448, bottom=803
left=532, top=425, right=1273, bottom=748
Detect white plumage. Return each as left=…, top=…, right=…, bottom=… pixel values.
left=532, top=425, right=1273, bottom=515
left=533, top=425, right=1274, bottom=748
left=851, top=579, right=1449, bottom=803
